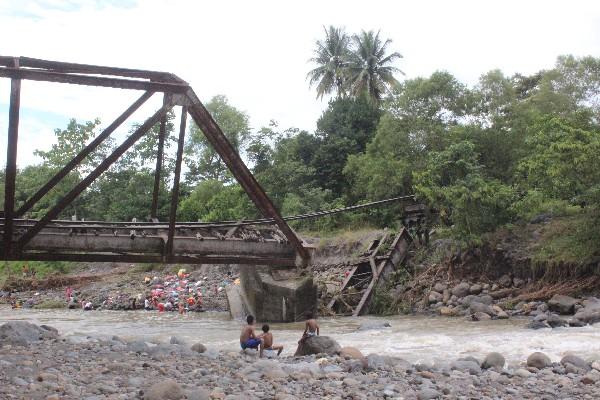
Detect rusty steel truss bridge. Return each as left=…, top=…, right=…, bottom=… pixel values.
left=0, top=56, right=417, bottom=267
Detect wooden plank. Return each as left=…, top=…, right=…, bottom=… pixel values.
left=327, top=264, right=359, bottom=310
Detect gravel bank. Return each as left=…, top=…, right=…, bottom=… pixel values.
left=1, top=322, right=600, bottom=399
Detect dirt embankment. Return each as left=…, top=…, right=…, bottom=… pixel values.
left=1, top=263, right=237, bottom=311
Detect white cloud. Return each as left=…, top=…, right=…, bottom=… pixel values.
left=1, top=0, right=600, bottom=167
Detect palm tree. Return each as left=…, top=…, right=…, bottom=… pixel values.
left=307, top=26, right=351, bottom=99
left=348, top=30, right=403, bottom=103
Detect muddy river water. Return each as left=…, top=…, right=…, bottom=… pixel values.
left=2, top=307, right=600, bottom=364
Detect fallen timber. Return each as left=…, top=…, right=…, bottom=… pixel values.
left=328, top=227, right=413, bottom=316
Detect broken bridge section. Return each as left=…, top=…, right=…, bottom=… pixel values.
left=0, top=56, right=308, bottom=266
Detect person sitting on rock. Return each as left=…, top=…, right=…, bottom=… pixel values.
left=240, top=315, right=262, bottom=353
left=299, top=311, right=319, bottom=343
left=258, top=324, right=283, bottom=357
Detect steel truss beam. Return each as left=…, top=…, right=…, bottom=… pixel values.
left=0, top=55, right=308, bottom=265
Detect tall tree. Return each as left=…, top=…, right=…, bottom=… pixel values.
left=347, top=30, right=403, bottom=103
left=307, top=26, right=351, bottom=99
left=185, top=95, right=250, bottom=183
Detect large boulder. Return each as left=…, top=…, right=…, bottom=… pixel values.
left=527, top=352, right=552, bottom=369
left=145, top=379, right=184, bottom=400
left=498, top=274, right=512, bottom=288
left=573, top=309, right=600, bottom=325
left=294, top=336, right=341, bottom=356
left=451, top=282, right=471, bottom=298
left=339, top=347, right=365, bottom=361
left=548, top=294, right=579, bottom=315
left=481, top=352, right=505, bottom=369
left=469, top=284, right=483, bottom=295
left=560, top=354, right=590, bottom=371
left=0, top=322, right=58, bottom=346
left=428, top=291, right=443, bottom=304
left=469, top=302, right=494, bottom=315
left=191, top=343, right=207, bottom=353
left=546, top=314, right=568, bottom=328
left=470, top=312, right=491, bottom=321
left=451, top=360, right=481, bottom=375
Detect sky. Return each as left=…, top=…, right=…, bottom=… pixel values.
left=1, top=0, right=600, bottom=167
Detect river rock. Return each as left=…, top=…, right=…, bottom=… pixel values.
left=498, top=274, right=512, bottom=288
left=439, top=306, right=457, bottom=316
left=527, top=352, right=552, bottom=369
left=513, top=277, right=525, bottom=288
left=186, top=388, right=210, bottom=400
left=442, top=289, right=451, bottom=303
left=526, top=320, right=550, bottom=330
left=560, top=354, right=589, bottom=371
left=169, top=336, right=186, bottom=345
left=429, top=291, right=443, bottom=304
left=491, top=305, right=509, bottom=319
left=573, top=308, right=600, bottom=325
left=0, top=322, right=59, bottom=346
left=339, top=347, right=365, bottom=361
left=470, top=312, right=491, bottom=321
left=548, top=294, right=579, bottom=315
left=451, top=360, right=481, bottom=375
left=357, top=321, right=391, bottom=331
left=191, top=343, right=207, bottom=353
left=582, top=370, right=600, bottom=384
left=482, top=352, right=505, bottom=369
left=469, top=302, right=493, bottom=315
left=366, top=354, right=397, bottom=370
left=451, top=282, right=470, bottom=298
left=417, top=388, right=441, bottom=400
left=546, top=314, right=568, bottom=328
left=294, top=336, right=340, bottom=356
left=433, top=283, right=447, bottom=293
left=469, top=284, right=482, bottom=295
left=514, top=368, right=532, bottom=378
left=145, top=379, right=184, bottom=400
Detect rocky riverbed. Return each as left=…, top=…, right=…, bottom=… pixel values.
left=2, top=321, right=600, bottom=399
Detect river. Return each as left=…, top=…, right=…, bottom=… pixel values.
left=2, top=307, right=599, bottom=365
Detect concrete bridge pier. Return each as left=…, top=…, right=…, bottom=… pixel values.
left=229, top=266, right=317, bottom=323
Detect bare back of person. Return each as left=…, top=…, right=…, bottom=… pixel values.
left=306, top=319, right=319, bottom=335
left=240, top=325, right=254, bottom=344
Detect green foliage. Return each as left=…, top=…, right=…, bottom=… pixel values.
left=308, top=26, right=403, bottom=103
left=414, top=141, right=515, bottom=239
left=185, top=95, right=250, bottom=183
left=178, top=180, right=255, bottom=222
left=516, top=116, right=600, bottom=203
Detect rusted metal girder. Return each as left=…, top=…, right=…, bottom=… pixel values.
left=151, top=95, right=169, bottom=219
left=15, top=100, right=175, bottom=251
left=186, top=89, right=310, bottom=264
left=166, top=107, right=188, bottom=255
left=3, top=58, right=21, bottom=257
left=0, top=55, right=308, bottom=265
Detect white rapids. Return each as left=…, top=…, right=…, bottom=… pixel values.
left=1, top=307, right=599, bottom=364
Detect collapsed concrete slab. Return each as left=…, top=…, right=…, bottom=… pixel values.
left=238, top=266, right=317, bottom=322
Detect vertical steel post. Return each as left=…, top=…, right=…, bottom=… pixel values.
left=3, top=58, right=21, bottom=256
left=151, top=95, right=169, bottom=219
left=166, top=107, right=187, bottom=256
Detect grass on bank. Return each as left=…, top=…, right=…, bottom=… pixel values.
left=0, top=261, right=74, bottom=288
left=530, top=213, right=600, bottom=265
